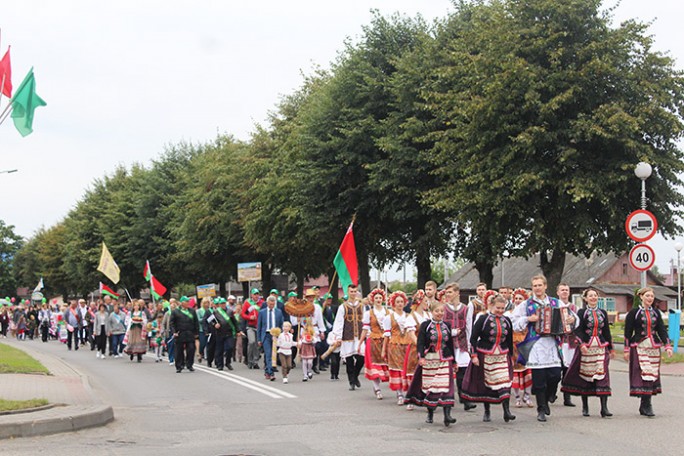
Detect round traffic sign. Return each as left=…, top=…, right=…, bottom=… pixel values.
left=625, top=209, right=658, bottom=242
left=629, top=244, right=656, bottom=272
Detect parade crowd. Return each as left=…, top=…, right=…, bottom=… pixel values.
left=1, top=275, right=673, bottom=427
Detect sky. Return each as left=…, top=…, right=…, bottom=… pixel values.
left=2, top=0, right=684, bottom=278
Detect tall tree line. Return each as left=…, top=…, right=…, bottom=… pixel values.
left=9, top=1, right=684, bottom=298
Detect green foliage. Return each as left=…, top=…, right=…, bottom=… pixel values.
left=0, top=220, right=23, bottom=297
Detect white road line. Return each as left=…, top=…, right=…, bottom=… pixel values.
left=143, top=353, right=296, bottom=399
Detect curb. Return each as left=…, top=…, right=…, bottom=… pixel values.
left=0, top=404, right=114, bottom=439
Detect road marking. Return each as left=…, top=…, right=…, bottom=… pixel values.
left=142, top=353, right=296, bottom=399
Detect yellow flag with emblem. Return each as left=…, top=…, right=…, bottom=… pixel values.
left=97, top=242, right=120, bottom=284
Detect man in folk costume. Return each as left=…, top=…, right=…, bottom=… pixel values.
left=471, top=283, right=488, bottom=320
left=241, top=288, right=262, bottom=369
left=511, top=275, right=578, bottom=422
left=442, top=282, right=476, bottom=411
left=557, top=282, right=578, bottom=407
left=257, top=296, right=284, bottom=381
left=170, top=296, right=199, bottom=373
left=331, top=283, right=365, bottom=391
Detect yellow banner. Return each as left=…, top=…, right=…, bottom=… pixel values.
left=97, top=242, right=120, bottom=284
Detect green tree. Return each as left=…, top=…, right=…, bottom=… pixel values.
left=0, top=220, right=23, bottom=297
left=425, top=0, right=684, bottom=290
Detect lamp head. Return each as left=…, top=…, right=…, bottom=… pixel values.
left=634, top=162, right=652, bottom=180
left=675, top=242, right=683, bottom=253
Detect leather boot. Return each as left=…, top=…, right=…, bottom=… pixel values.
left=600, top=396, right=612, bottom=417
left=502, top=399, right=516, bottom=422
left=640, top=396, right=655, bottom=417
left=426, top=407, right=435, bottom=423
left=563, top=392, right=575, bottom=407
left=535, top=393, right=547, bottom=422
left=443, top=406, right=456, bottom=426
left=483, top=403, right=491, bottom=422
left=464, top=401, right=477, bottom=411
left=581, top=396, right=590, bottom=417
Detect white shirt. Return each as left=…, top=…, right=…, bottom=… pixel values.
left=332, top=300, right=364, bottom=359
left=382, top=310, right=408, bottom=337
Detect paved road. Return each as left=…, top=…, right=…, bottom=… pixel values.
left=2, top=340, right=683, bottom=456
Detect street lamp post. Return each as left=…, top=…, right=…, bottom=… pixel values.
left=675, top=242, right=683, bottom=312
left=634, top=162, right=652, bottom=288
left=0, top=169, right=18, bottom=175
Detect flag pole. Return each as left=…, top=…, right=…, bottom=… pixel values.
left=0, top=103, right=11, bottom=126
left=123, top=287, right=133, bottom=302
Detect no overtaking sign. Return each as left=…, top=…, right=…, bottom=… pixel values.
left=625, top=209, right=658, bottom=243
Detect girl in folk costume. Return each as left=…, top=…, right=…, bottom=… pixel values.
left=505, top=288, right=534, bottom=408
left=403, top=290, right=431, bottom=410
left=461, top=293, right=516, bottom=423
left=124, top=299, right=148, bottom=363
left=382, top=291, right=412, bottom=405
left=298, top=315, right=318, bottom=382
left=358, top=288, right=390, bottom=399
left=561, top=287, right=614, bottom=417
left=624, top=287, right=673, bottom=417
left=405, top=300, right=457, bottom=427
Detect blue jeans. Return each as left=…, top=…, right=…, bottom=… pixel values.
left=199, top=332, right=208, bottom=359
left=110, top=333, right=124, bottom=355
left=262, top=336, right=274, bottom=375
left=166, top=335, right=175, bottom=363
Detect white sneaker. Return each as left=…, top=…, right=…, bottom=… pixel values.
left=406, top=404, right=414, bottom=411
left=96, top=353, right=100, bottom=359
left=283, top=378, right=288, bottom=384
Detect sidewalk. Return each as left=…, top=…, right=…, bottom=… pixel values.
left=0, top=339, right=114, bottom=439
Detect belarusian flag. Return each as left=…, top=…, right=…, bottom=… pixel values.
left=143, top=260, right=167, bottom=300
left=333, top=221, right=358, bottom=294
left=99, top=282, right=120, bottom=299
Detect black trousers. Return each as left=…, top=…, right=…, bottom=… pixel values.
left=329, top=352, right=341, bottom=378
left=531, top=367, right=562, bottom=396
left=67, top=329, right=79, bottom=349
left=214, top=335, right=235, bottom=369
left=456, top=365, right=467, bottom=402
left=175, top=337, right=196, bottom=370
left=345, top=354, right=364, bottom=384
left=206, top=332, right=216, bottom=366
left=41, top=323, right=49, bottom=342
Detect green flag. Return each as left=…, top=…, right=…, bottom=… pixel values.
left=11, top=68, right=46, bottom=137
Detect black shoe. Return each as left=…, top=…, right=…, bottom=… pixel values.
left=176, top=369, right=182, bottom=373
left=600, top=396, right=612, bottom=418
left=349, top=383, right=356, bottom=391
left=464, top=402, right=477, bottom=411
left=483, top=403, right=491, bottom=422
left=537, top=409, right=547, bottom=422
left=563, top=393, right=575, bottom=407
left=443, top=406, right=456, bottom=427
left=188, top=367, right=195, bottom=372
left=640, top=396, right=655, bottom=417
left=535, top=393, right=550, bottom=417
left=319, top=366, right=327, bottom=371
left=292, top=361, right=296, bottom=368
left=226, top=364, right=233, bottom=371
left=75, top=346, right=79, bottom=351
left=218, top=367, right=224, bottom=371
left=548, top=394, right=557, bottom=404
left=582, top=396, right=590, bottom=417
left=502, top=399, right=516, bottom=422
left=130, top=354, right=134, bottom=361
left=426, top=408, right=434, bottom=424
left=355, top=379, right=361, bottom=388
left=313, top=366, right=320, bottom=374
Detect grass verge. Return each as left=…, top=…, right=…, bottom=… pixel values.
left=0, top=398, right=49, bottom=412
left=0, top=342, right=50, bottom=374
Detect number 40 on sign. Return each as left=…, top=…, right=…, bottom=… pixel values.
left=629, top=244, right=656, bottom=272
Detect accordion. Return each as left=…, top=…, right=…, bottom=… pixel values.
left=535, top=306, right=573, bottom=336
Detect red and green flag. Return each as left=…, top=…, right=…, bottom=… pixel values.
left=333, top=221, right=358, bottom=294
left=0, top=47, right=11, bottom=98
left=10, top=68, right=46, bottom=137
left=99, top=282, right=120, bottom=299
left=143, top=260, right=167, bottom=300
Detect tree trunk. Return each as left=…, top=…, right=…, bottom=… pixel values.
left=261, top=260, right=272, bottom=294
left=296, top=267, right=305, bottom=299
left=415, top=250, right=432, bottom=290
left=540, top=250, right=566, bottom=294
left=475, top=260, right=494, bottom=289
left=357, top=242, right=371, bottom=297
left=219, top=279, right=226, bottom=297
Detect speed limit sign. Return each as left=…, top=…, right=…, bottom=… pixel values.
left=629, top=244, right=656, bottom=272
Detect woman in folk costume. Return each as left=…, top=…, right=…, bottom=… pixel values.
left=358, top=288, right=390, bottom=399
left=405, top=300, right=457, bottom=427
left=124, top=299, right=148, bottom=362
left=382, top=291, right=412, bottom=405
left=561, top=287, right=614, bottom=417
left=461, top=292, right=516, bottom=423
left=624, top=287, right=673, bottom=417
left=403, top=290, right=431, bottom=410
left=505, top=288, right=534, bottom=408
